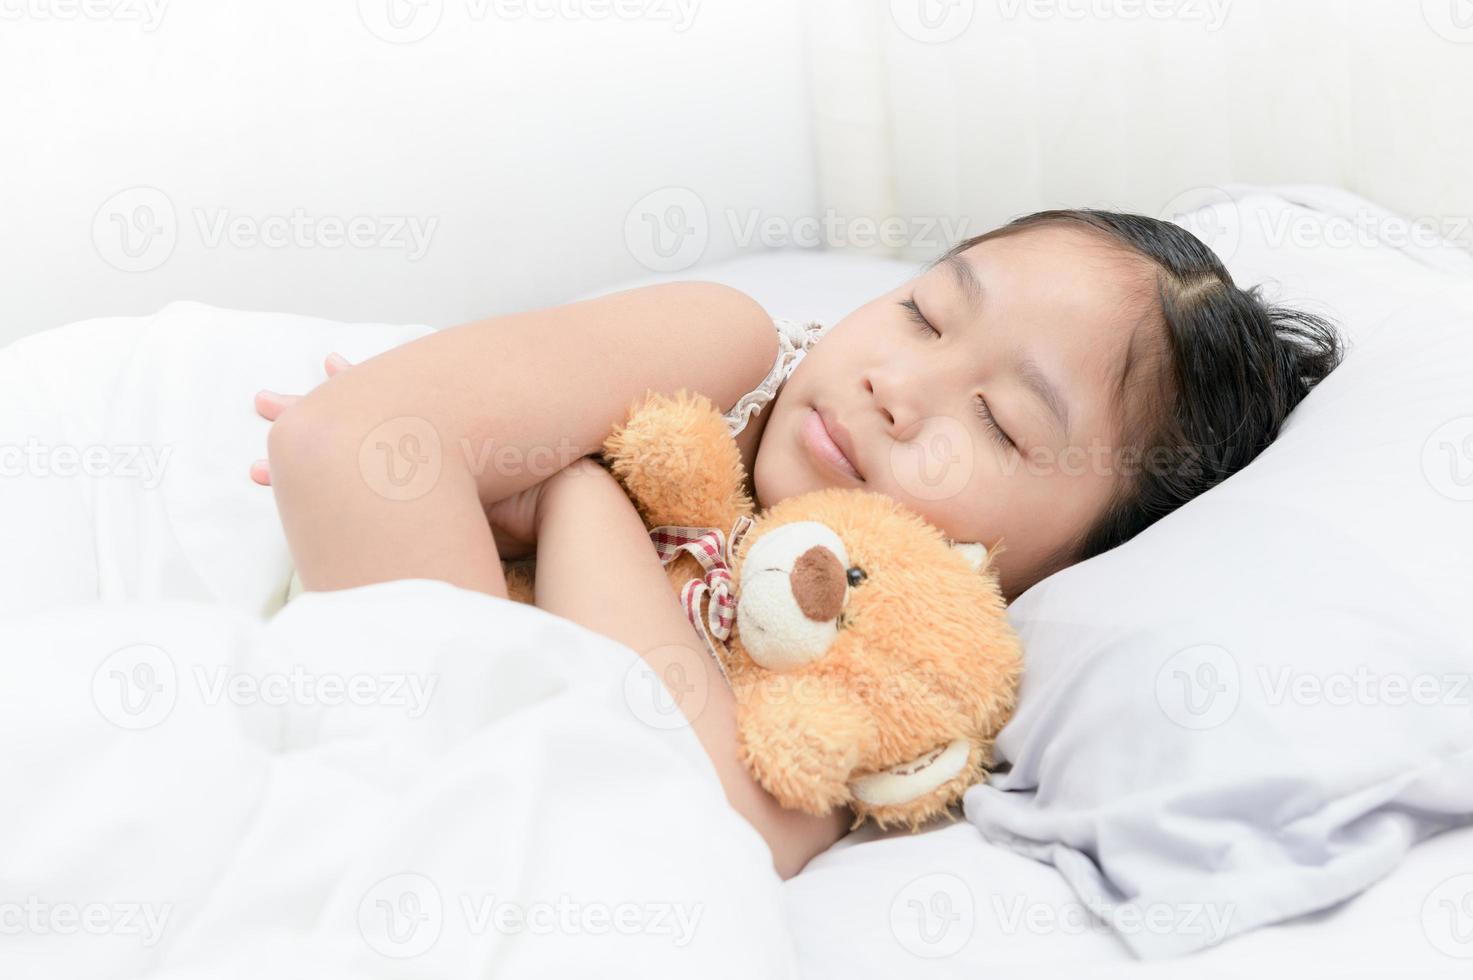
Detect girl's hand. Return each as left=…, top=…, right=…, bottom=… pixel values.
left=250, top=351, right=567, bottom=562
left=249, top=351, right=353, bottom=485
left=484, top=481, right=547, bottom=561
left=489, top=453, right=610, bottom=562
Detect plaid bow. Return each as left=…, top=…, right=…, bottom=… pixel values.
left=649, top=515, right=756, bottom=676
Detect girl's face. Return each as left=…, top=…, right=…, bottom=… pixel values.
left=753, top=224, right=1161, bottom=601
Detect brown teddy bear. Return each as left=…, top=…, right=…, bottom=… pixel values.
left=505, top=389, right=1023, bottom=831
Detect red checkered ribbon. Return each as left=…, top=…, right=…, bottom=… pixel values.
left=649, top=515, right=755, bottom=674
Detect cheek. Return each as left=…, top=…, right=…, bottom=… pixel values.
left=751, top=399, right=801, bottom=508
left=899, top=456, right=1061, bottom=560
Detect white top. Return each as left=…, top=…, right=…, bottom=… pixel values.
left=720, top=317, right=831, bottom=437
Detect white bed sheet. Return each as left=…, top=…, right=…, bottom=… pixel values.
left=785, top=818, right=1473, bottom=978
left=0, top=304, right=798, bottom=979
left=5, top=187, right=1469, bottom=977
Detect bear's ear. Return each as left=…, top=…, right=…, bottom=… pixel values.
left=950, top=541, right=989, bottom=574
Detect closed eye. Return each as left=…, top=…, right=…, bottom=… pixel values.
left=901, top=297, right=1017, bottom=451
left=975, top=396, right=1016, bottom=451
left=899, top=297, right=938, bottom=337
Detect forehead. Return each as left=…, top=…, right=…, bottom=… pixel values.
left=953, top=224, right=1157, bottom=344
left=943, top=224, right=1163, bottom=439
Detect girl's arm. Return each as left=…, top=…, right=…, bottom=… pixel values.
left=533, top=458, right=851, bottom=879
left=266, top=282, right=778, bottom=596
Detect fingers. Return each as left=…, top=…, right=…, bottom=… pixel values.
left=254, top=389, right=301, bottom=421
left=253, top=354, right=351, bottom=479
left=251, top=354, right=351, bottom=482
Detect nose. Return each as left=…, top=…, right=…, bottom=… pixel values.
left=865, top=365, right=926, bottom=439
left=737, top=521, right=851, bottom=671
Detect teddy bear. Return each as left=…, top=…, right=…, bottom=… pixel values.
left=503, top=389, right=1023, bottom=831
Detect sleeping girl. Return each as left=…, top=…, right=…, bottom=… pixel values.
left=247, top=209, right=1342, bottom=878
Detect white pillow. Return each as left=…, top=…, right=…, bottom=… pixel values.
left=965, top=185, right=1473, bottom=959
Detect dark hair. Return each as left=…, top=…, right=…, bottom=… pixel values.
left=940, top=209, right=1344, bottom=582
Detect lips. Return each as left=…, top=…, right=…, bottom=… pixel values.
left=802, top=408, right=863, bottom=482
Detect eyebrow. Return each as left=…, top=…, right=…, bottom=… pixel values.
left=942, top=253, right=985, bottom=310
left=1017, top=352, right=1071, bottom=439
left=940, top=252, right=1072, bottom=440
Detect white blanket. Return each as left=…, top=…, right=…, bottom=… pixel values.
left=0, top=302, right=795, bottom=979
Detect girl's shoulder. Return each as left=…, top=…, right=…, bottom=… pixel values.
left=722, top=316, right=831, bottom=438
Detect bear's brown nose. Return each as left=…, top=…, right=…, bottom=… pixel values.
left=790, top=545, right=847, bottom=622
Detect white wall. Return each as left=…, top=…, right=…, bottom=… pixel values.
left=0, top=0, right=817, bottom=343
left=7, top=0, right=1472, bottom=345
left=804, top=0, right=1473, bottom=261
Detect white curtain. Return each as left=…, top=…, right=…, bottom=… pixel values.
left=800, top=0, right=1473, bottom=259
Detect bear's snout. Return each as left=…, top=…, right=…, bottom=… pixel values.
left=737, top=520, right=852, bottom=671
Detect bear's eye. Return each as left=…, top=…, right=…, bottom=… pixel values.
left=846, top=566, right=867, bottom=587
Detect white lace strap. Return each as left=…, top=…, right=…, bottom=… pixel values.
left=723, top=317, right=829, bottom=436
